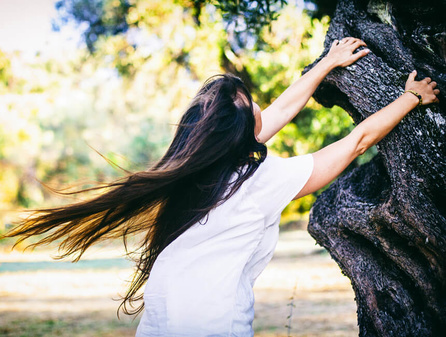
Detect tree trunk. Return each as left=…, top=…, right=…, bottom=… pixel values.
left=303, top=0, right=446, bottom=336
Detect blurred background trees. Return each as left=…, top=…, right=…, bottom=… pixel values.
left=0, top=0, right=372, bottom=228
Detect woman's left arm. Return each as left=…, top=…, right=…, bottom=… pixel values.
left=293, top=71, right=439, bottom=200
left=256, top=37, right=370, bottom=143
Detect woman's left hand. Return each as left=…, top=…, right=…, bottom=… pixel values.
left=325, top=37, right=370, bottom=68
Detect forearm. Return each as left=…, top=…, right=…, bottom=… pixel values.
left=352, top=92, right=419, bottom=155
left=257, top=57, right=336, bottom=143
left=296, top=92, right=419, bottom=199
left=294, top=69, right=438, bottom=200
left=265, top=57, right=336, bottom=116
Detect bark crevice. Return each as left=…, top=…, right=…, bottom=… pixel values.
left=303, top=0, right=446, bottom=335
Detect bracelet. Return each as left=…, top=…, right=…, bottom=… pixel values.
left=404, top=90, right=423, bottom=106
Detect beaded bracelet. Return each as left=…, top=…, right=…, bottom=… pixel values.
left=405, top=90, right=423, bottom=106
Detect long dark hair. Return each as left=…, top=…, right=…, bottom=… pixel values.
left=2, top=74, right=267, bottom=315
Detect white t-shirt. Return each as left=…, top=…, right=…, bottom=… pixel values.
left=135, top=154, right=314, bottom=337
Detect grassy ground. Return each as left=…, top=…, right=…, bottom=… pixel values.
left=0, top=230, right=358, bottom=336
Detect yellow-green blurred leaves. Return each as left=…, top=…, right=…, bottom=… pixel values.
left=0, top=0, right=358, bottom=221
left=0, top=50, right=12, bottom=94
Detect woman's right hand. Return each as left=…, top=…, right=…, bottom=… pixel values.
left=405, top=70, right=440, bottom=105
left=325, top=37, right=370, bottom=68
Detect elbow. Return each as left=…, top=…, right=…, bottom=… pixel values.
left=351, top=128, right=371, bottom=156
left=357, top=143, right=368, bottom=156
left=357, top=135, right=368, bottom=155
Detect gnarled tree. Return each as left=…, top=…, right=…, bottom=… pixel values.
left=37, top=0, right=446, bottom=334
left=303, top=0, right=446, bottom=336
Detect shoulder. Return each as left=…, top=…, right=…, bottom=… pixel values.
left=244, top=154, right=314, bottom=219
left=253, top=154, right=314, bottom=180
left=246, top=154, right=313, bottom=197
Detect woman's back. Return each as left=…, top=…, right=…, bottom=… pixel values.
left=136, top=154, right=313, bottom=336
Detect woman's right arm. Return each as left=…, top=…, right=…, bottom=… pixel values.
left=294, top=70, right=440, bottom=200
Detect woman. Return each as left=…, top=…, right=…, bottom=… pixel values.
left=3, top=37, right=439, bottom=336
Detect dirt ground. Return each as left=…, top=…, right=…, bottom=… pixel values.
left=0, top=230, right=359, bottom=336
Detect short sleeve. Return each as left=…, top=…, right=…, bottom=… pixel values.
left=247, top=154, right=314, bottom=224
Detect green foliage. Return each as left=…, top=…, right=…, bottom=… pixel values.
left=54, top=0, right=289, bottom=52
left=54, top=0, right=131, bottom=52
left=0, top=50, right=12, bottom=93
left=212, top=0, right=287, bottom=29
left=53, top=0, right=338, bottom=53
left=0, top=0, right=361, bottom=221
left=188, top=0, right=288, bottom=34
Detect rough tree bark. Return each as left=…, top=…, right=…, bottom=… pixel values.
left=303, top=0, right=446, bottom=336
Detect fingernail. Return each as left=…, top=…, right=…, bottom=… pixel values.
left=364, top=48, right=370, bottom=53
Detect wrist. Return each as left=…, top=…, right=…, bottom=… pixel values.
left=319, top=56, right=338, bottom=72
left=403, top=90, right=422, bottom=107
